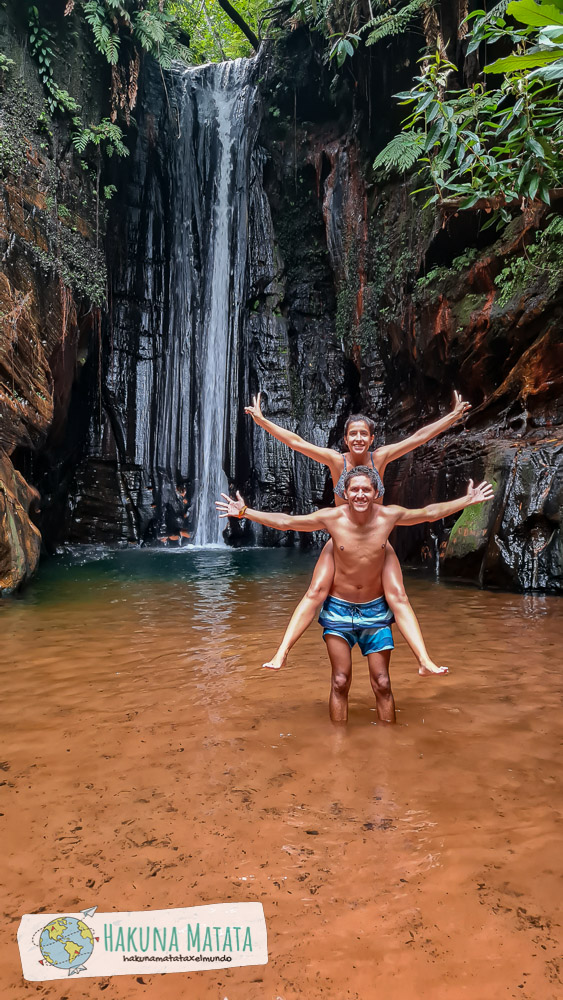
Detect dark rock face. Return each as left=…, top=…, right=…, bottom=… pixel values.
left=443, top=441, right=562, bottom=591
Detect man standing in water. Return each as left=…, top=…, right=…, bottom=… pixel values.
left=217, top=469, right=494, bottom=724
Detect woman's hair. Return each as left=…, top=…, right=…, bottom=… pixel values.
left=343, top=466, right=381, bottom=495
left=344, top=413, right=375, bottom=437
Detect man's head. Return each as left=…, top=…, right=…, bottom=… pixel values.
left=343, top=414, right=375, bottom=455
left=343, top=467, right=381, bottom=511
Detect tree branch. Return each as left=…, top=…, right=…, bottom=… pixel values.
left=216, top=0, right=259, bottom=50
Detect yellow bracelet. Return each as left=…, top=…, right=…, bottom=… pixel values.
left=238, top=505, right=248, bottom=520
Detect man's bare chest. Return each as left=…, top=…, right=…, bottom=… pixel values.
left=330, top=519, right=390, bottom=562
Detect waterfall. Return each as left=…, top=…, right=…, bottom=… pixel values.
left=83, top=56, right=262, bottom=546
left=191, top=64, right=237, bottom=545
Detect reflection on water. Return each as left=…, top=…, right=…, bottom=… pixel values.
left=1, top=548, right=562, bottom=1000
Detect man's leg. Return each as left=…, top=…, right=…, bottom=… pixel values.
left=367, top=649, right=396, bottom=723
left=324, top=634, right=353, bottom=723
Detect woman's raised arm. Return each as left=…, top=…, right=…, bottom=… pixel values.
left=245, top=392, right=343, bottom=477
left=373, top=390, right=471, bottom=475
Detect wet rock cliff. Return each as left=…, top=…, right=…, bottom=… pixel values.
left=0, top=5, right=105, bottom=593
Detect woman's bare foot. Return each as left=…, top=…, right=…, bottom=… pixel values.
left=418, top=659, right=448, bottom=676
left=262, top=649, right=288, bottom=670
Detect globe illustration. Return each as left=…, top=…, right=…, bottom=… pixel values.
left=39, top=917, right=94, bottom=971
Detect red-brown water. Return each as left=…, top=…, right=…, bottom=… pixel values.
left=1, top=547, right=562, bottom=999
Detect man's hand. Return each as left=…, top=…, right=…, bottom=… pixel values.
left=466, top=479, right=494, bottom=505
left=451, top=389, right=471, bottom=423
left=244, top=392, right=263, bottom=424
left=216, top=490, right=246, bottom=519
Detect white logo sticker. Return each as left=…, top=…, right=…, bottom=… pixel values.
left=18, top=903, right=267, bottom=980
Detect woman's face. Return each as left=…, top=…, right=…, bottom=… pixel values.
left=344, top=420, right=374, bottom=456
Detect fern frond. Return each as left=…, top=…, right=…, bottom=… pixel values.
left=83, top=2, right=121, bottom=61
left=363, top=0, right=430, bottom=45
left=373, top=130, right=425, bottom=173
left=174, top=42, right=193, bottom=65
left=133, top=11, right=166, bottom=47
left=480, top=0, right=511, bottom=22
left=72, top=128, right=92, bottom=153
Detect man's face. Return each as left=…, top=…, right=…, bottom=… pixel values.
left=344, top=420, right=374, bottom=455
left=345, top=475, right=377, bottom=512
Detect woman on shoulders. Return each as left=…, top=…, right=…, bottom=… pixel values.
left=245, top=390, right=470, bottom=675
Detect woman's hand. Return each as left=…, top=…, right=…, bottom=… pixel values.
left=245, top=392, right=263, bottom=424
left=451, top=389, right=471, bottom=423
left=216, top=490, right=246, bottom=519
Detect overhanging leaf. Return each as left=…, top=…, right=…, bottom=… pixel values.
left=506, top=0, right=563, bottom=26
left=484, top=49, right=562, bottom=70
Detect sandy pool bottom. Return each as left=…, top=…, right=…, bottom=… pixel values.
left=1, top=547, right=562, bottom=999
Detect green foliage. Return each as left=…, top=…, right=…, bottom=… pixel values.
left=415, top=265, right=443, bottom=290
left=28, top=5, right=81, bottom=116
left=37, top=107, right=53, bottom=134
left=467, top=0, right=563, bottom=80
left=373, top=10, right=563, bottom=225
left=81, top=1, right=191, bottom=68
left=23, top=233, right=107, bottom=306
left=283, top=0, right=434, bottom=66
left=82, top=1, right=121, bottom=63
left=103, top=184, right=117, bottom=199
left=450, top=248, right=480, bottom=271
left=494, top=215, right=563, bottom=304
left=171, top=0, right=269, bottom=63
left=73, top=119, right=129, bottom=158
left=373, top=131, right=425, bottom=173
left=328, top=32, right=361, bottom=67
left=0, top=53, right=15, bottom=75
left=415, top=249, right=480, bottom=291
left=360, top=0, right=431, bottom=46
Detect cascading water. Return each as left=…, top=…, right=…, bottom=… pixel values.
left=166, top=57, right=259, bottom=547
left=192, top=66, right=236, bottom=546
left=70, top=57, right=262, bottom=546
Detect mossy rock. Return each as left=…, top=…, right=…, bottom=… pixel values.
left=446, top=501, right=491, bottom=559
left=446, top=471, right=500, bottom=560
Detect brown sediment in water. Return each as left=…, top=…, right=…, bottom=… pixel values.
left=1, top=552, right=562, bottom=999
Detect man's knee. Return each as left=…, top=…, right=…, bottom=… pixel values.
left=371, top=672, right=392, bottom=697
left=331, top=671, right=351, bottom=696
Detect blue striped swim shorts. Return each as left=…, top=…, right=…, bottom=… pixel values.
left=318, top=594, right=395, bottom=656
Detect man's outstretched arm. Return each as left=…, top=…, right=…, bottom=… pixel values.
left=393, top=479, right=494, bottom=527
left=216, top=490, right=332, bottom=533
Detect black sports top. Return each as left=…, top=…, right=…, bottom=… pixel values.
left=333, top=452, right=385, bottom=500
